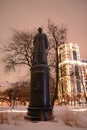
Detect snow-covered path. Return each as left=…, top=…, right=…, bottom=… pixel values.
left=0, top=105, right=87, bottom=130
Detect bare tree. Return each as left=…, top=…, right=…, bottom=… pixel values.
left=1, top=29, right=35, bottom=72
left=47, top=19, right=67, bottom=107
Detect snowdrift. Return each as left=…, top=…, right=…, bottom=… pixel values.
left=0, top=106, right=87, bottom=130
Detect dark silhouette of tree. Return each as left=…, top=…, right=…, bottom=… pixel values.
left=13, top=81, right=30, bottom=101
left=1, top=29, right=35, bottom=72
left=3, top=88, right=15, bottom=105
left=47, top=19, right=67, bottom=108
left=3, top=81, right=30, bottom=104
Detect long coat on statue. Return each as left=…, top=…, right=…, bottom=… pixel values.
left=33, top=32, right=48, bottom=65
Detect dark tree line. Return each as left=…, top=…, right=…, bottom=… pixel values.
left=2, top=81, right=30, bottom=105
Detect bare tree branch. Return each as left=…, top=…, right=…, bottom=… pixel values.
left=47, top=19, right=67, bottom=108
left=1, top=29, right=35, bottom=72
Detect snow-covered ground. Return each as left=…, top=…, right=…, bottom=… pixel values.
left=0, top=105, right=87, bottom=130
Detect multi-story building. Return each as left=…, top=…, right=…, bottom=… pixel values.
left=58, top=43, right=87, bottom=104
left=80, top=59, right=87, bottom=93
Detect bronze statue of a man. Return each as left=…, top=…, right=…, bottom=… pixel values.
left=33, top=27, right=49, bottom=65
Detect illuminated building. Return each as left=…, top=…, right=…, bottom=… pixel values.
left=58, top=43, right=87, bottom=103
left=80, top=59, right=87, bottom=93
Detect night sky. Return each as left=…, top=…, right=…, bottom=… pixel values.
left=0, top=0, right=87, bottom=82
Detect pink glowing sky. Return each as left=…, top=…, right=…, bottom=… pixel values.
left=0, top=0, right=87, bottom=82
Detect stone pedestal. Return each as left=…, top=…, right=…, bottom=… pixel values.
left=26, top=64, right=52, bottom=121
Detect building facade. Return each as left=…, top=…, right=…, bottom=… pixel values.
left=58, top=43, right=87, bottom=104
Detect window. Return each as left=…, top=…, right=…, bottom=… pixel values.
left=75, top=65, right=79, bottom=76
left=76, top=80, right=81, bottom=93
left=73, top=50, right=77, bottom=60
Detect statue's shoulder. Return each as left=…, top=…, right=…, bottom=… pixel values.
left=43, top=33, right=48, bottom=39
left=34, top=33, right=47, bottom=39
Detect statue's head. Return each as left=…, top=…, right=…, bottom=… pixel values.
left=38, top=27, right=43, bottom=33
